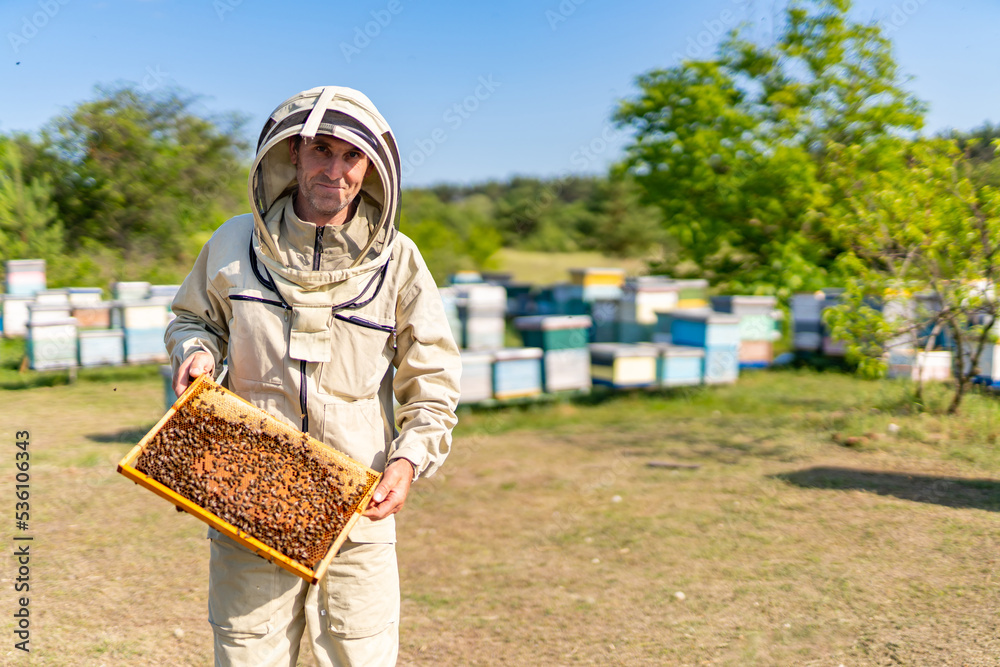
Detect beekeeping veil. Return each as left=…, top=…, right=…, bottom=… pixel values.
left=248, top=86, right=401, bottom=363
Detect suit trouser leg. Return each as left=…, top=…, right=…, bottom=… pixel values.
left=209, top=536, right=399, bottom=667
left=306, top=541, right=400, bottom=667
left=208, top=534, right=310, bottom=667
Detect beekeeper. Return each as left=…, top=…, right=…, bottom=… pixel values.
left=165, top=86, right=461, bottom=666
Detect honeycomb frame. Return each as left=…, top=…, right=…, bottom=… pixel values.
left=118, top=374, right=382, bottom=584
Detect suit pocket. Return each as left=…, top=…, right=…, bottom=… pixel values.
left=320, top=542, right=399, bottom=639
left=207, top=534, right=279, bottom=636
left=322, top=397, right=386, bottom=471
left=228, top=296, right=287, bottom=388
left=316, top=319, right=392, bottom=400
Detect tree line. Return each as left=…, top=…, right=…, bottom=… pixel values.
left=2, top=0, right=998, bottom=410
left=0, top=88, right=662, bottom=288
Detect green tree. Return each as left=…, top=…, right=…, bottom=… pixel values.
left=0, top=137, right=64, bottom=265
left=401, top=190, right=502, bottom=284
left=614, top=0, right=926, bottom=296
left=824, top=139, right=1000, bottom=414
left=585, top=177, right=664, bottom=258
left=946, top=123, right=1000, bottom=191
left=39, top=84, right=249, bottom=263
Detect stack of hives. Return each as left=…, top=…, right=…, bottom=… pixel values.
left=711, top=296, right=781, bottom=368
left=492, top=347, right=544, bottom=400
left=791, top=289, right=844, bottom=355
left=616, top=277, right=684, bottom=343
left=2, top=260, right=47, bottom=338
left=112, top=298, right=172, bottom=364
left=26, top=289, right=77, bottom=370
left=887, top=349, right=953, bottom=382
left=458, top=349, right=494, bottom=404
left=456, top=283, right=506, bottom=350
left=667, top=310, right=741, bottom=384
left=641, top=342, right=705, bottom=388
left=119, top=377, right=380, bottom=582
left=514, top=315, right=592, bottom=393
left=589, top=343, right=659, bottom=389
left=4, top=259, right=46, bottom=297
left=437, top=287, right=464, bottom=349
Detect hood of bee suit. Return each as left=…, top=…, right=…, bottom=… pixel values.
left=248, top=86, right=402, bottom=363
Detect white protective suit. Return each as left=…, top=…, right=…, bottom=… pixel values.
left=165, top=86, right=462, bottom=666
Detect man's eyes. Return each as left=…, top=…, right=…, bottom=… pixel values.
left=312, top=146, right=363, bottom=160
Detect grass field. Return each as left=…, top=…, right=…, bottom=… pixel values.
left=491, top=249, right=652, bottom=285
left=2, top=369, right=1000, bottom=665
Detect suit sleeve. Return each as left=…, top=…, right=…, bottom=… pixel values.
left=388, top=248, right=461, bottom=481
left=164, top=238, right=232, bottom=381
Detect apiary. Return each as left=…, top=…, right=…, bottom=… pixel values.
left=5, top=259, right=46, bottom=297
left=458, top=350, right=494, bottom=404
left=1, top=295, right=32, bottom=337
left=568, top=267, right=626, bottom=302
left=149, top=284, right=181, bottom=300
left=113, top=299, right=171, bottom=363
left=438, top=287, right=464, bottom=348
left=551, top=283, right=591, bottom=315
left=589, top=299, right=620, bottom=343
left=669, top=310, right=741, bottom=348
left=738, top=340, right=774, bottom=368
left=542, top=347, right=592, bottom=393
left=711, top=295, right=781, bottom=343
left=589, top=343, right=658, bottom=389
left=78, top=329, right=125, bottom=367
left=704, top=346, right=740, bottom=384
left=27, top=318, right=78, bottom=370
left=112, top=281, right=151, bottom=301
left=674, top=279, right=709, bottom=309
left=68, top=287, right=104, bottom=306
left=493, top=347, right=543, bottom=400
left=118, top=376, right=381, bottom=584
left=27, top=302, right=72, bottom=324
left=642, top=343, right=705, bottom=387
left=887, top=349, right=953, bottom=382
left=970, top=343, right=1000, bottom=386
left=514, top=315, right=592, bottom=351
left=620, top=277, right=681, bottom=325
left=72, top=303, right=113, bottom=329
left=456, top=283, right=506, bottom=350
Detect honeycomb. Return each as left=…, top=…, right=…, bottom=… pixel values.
left=128, top=378, right=380, bottom=572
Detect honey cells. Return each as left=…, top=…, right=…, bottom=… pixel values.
left=134, top=384, right=375, bottom=568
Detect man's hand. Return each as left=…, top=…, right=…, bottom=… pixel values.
left=363, top=459, right=415, bottom=521
left=174, top=351, right=215, bottom=396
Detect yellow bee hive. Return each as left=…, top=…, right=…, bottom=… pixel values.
left=118, top=375, right=381, bottom=584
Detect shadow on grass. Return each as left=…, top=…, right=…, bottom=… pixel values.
left=87, top=425, right=156, bottom=445
left=776, top=466, right=1000, bottom=512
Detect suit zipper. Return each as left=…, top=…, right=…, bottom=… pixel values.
left=300, top=359, right=309, bottom=433
left=313, top=226, right=325, bottom=271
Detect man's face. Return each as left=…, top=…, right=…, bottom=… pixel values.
left=289, top=135, right=371, bottom=225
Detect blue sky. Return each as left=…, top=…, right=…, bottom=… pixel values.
left=2, top=0, right=998, bottom=187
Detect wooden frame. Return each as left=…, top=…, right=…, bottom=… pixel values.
left=117, top=375, right=382, bottom=584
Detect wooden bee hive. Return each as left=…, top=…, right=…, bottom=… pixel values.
left=118, top=375, right=381, bottom=584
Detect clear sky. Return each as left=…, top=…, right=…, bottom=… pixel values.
left=2, top=0, right=998, bottom=187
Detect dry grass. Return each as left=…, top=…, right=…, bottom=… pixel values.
left=2, top=370, right=1000, bottom=665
